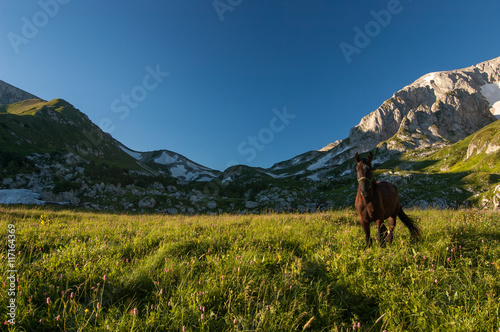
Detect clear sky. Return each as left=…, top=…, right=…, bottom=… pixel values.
left=1, top=1, right=500, bottom=171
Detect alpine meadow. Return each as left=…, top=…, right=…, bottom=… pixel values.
left=1, top=207, right=499, bottom=331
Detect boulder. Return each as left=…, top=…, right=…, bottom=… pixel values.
left=138, top=197, right=156, bottom=208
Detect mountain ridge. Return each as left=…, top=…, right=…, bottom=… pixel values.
left=273, top=56, right=500, bottom=180
left=1, top=56, right=500, bottom=212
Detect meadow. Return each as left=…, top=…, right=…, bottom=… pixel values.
left=1, top=206, right=499, bottom=331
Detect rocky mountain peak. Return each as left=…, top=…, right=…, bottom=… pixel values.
left=321, top=56, right=500, bottom=166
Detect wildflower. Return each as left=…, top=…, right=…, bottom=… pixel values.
left=435, top=279, right=438, bottom=284
left=97, top=303, right=100, bottom=309
left=159, top=289, right=163, bottom=295
left=56, top=315, right=60, bottom=321
left=233, top=318, right=237, bottom=324
left=46, top=297, right=51, bottom=304
left=103, top=275, right=107, bottom=281
left=201, top=314, right=204, bottom=320
left=70, top=292, right=74, bottom=299
left=182, top=326, right=186, bottom=332
left=85, top=309, right=89, bottom=314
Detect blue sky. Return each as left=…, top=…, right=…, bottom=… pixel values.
left=1, top=1, right=500, bottom=171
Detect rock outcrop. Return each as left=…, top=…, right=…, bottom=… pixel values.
left=316, top=56, right=500, bottom=169
left=0, top=79, right=40, bottom=105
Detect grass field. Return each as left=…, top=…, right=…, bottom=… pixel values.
left=1, top=207, right=500, bottom=331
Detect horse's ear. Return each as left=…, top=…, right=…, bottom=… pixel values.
left=368, top=152, right=373, bottom=163
left=354, top=153, right=361, bottom=163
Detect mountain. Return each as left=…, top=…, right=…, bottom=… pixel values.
left=0, top=79, right=39, bottom=105
left=265, top=56, right=500, bottom=180
left=118, top=145, right=220, bottom=183
left=0, top=95, right=224, bottom=211
left=379, top=119, right=500, bottom=210
left=0, top=97, right=220, bottom=181
left=1, top=56, right=499, bottom=212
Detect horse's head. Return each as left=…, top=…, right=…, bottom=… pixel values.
left=354, top=152, right=374, bottom=198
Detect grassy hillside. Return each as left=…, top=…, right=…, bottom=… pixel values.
left=1, top=207, right=499, bottom=331
left=423, top=120, right=500, bottom=174
left=368, top=120, right=500, bottom=209
left=0, top=98, right=139, bottom=170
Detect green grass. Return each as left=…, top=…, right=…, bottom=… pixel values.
left=0, top=99, right=47, bottom=116
left=1, top=207, right=499, bottom=331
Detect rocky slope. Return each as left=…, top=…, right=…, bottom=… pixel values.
left=119, top=145, right=220, bottom=183
left=270, top=56, right=500, bottom=179
left=0, top=79, right=39, bottom=105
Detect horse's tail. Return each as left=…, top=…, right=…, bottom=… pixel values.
left=398, top=208, right=421, bottom=239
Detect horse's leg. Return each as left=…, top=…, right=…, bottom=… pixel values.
left=386, top=215, right=396, bottom=244
left=360, top=219, right=372, bottom=247
left=376, top=219, right=387, bottom=247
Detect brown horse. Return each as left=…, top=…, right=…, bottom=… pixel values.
left=354, top=152, right=421, bottom=247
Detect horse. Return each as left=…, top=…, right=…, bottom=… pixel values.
left=354, top=152, right=421, bottom=247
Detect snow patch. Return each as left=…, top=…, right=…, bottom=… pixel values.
left=306, top=173, right=320, bottom=181
left=155, top=151, right=178, bottom=165
left=292, top=157, right=303, bottom=166
left=480, top=83, right=500, bottom=118
left=0, top=189, right=45, bottom=205
left=222, top=176, right=233, bottom=184
left=265, top=172, right=288, bottom=179
left=119, top=146, right=142, bottom=160
left=170, top=164, right=191, bottom=179
left=340, top=169, right=352, bottom=176
left=307, top=154, right=333, bottom=171
left=196, top=176, right=213, bottom=182
left=307, top=145, right=351, bottom=171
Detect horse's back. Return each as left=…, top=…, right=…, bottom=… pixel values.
left=376, top=180, right=398, bottom=196
left=375, top=180, right=400, bottom=217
